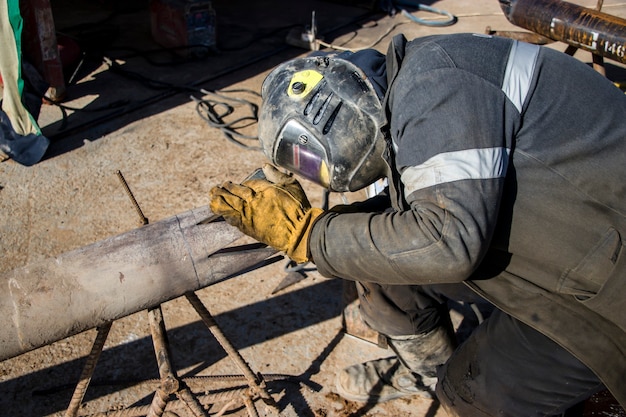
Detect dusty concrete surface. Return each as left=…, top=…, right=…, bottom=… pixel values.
left=1, top=0, right=625, bottom=416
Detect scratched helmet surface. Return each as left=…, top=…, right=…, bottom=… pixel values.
left=258, top=55, right=387, bottom=192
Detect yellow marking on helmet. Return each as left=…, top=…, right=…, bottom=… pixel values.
left=288, top=70, right=323, bottom=98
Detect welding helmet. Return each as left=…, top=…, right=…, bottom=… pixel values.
left=258, top=54, right=387, bottom=192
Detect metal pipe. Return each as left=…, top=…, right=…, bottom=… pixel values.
left=499, top=0, right=626, bottom=63
left=0, top=205, right=277, bottom=362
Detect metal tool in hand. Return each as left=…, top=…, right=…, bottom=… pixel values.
left=196, top=167, right=266, bottom=226
left=196, top=212, right=224, bottom=225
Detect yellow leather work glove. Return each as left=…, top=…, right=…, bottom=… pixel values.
left=209, top=164, right=324, bottom=264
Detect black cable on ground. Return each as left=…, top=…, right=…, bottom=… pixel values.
left=192, top=89, right=262, bottom=150
left=47, top=56, right=263, bottom=149
left=43, top=9, right=380, bottom=143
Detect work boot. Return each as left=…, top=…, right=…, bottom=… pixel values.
left=335, top=325, right=456, bottom=403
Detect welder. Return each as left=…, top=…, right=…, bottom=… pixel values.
left=209, top=33, right=626, bottom=415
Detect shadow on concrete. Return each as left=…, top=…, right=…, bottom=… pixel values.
left=0, top=277, right=345, bottom=416
left=38, top=0, right=389, bottom=159
left=37, top=0, right=448, bottom=162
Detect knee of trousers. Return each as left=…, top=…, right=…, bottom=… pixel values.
left=355, top=282, right=446, bottom=336
left=434, top=332, right=502, bottom=417
left=435, top=362, right=493, bottom=417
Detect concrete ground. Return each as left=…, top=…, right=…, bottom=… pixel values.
left=1, top=0, right=625, bottom=416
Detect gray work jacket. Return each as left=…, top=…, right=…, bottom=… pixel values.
left=309, top=33, right=626, bottom=405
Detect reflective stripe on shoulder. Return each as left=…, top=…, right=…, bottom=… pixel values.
left=502, top=40, right=540, bottom=113
left=401, top=147, right=510, bottom=195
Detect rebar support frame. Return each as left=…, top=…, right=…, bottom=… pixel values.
left=54, top=172, right=281, bottom=416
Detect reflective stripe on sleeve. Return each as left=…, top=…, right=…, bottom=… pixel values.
left=401, top=147, right=510, bottom=195
left=502, top=40, right=540, bottom=113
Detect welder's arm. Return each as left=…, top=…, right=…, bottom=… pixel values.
left=308, top=177, right=504, bottom=285
left=209, top=164, right=323, bottom=264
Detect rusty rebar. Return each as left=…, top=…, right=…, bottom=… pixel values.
left=147, top=306, right=175, bottom=417
left=242, top=392, right=260, bottom=417
left=184, top=292, right=277, bottom=411
left=146, top=389, right=169, bottom=417
left=116, top=170, right=149, bottom=225
left=65, top=323, right=113, bottom=417
left=176, top=384, right=211, bottom=417
left=79, top=387, right=252, bottom=417
left=147, top=306, right=209, bottom=417
left=148, top=308, right=178, bottom=392
left=214, top=399, right=239, bottom=417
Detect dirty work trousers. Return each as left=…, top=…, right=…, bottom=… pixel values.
left=356, top=282, right=604, bottom=416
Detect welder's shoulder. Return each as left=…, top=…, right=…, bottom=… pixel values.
left=404, top=33, right=513, bottom=75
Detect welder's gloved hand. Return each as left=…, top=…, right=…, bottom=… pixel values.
left=209, top=164, right=324, bottom=264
